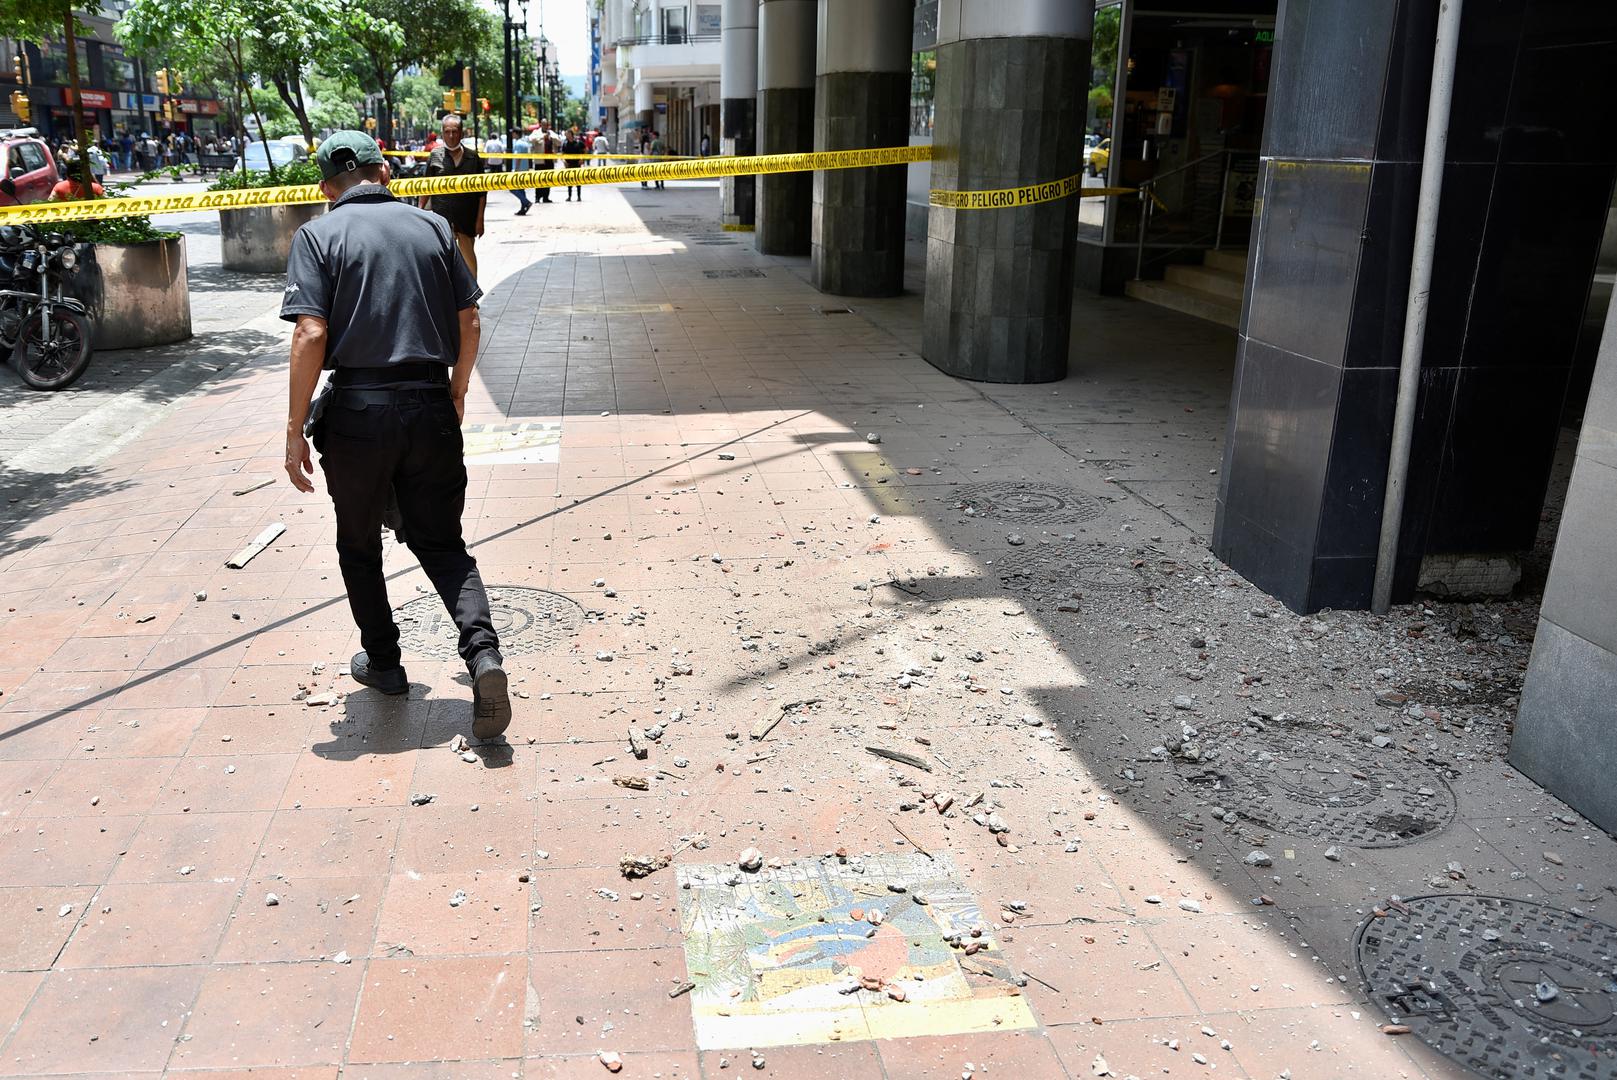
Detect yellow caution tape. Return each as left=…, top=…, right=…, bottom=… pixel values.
left=0, top=144, right=934, bottom=225
left=382, top=149, right=714, bottom=160
left=929, top=173, right=1141, bottom=210
left=721, top=222, right=755, bottom=232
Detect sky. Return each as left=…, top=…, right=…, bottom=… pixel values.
left=521, top=0, right=592, bottom=77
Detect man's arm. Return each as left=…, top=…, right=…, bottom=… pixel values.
left=285, top=314, right=327, bottom=492
left=449, top=305, right=480, bottom=422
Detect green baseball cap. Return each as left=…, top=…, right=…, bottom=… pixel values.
left=316, top=130, right=384, bottom=180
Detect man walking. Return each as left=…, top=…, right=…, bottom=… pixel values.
left=507, top=127, right=532, bottom=216
left=420, top=114, right=485, bottom=278
left=281, top=130, right=511, bottom=741
left=649, top=129, right=668, bottom=189
left=592, top=129, right=610, bottom=166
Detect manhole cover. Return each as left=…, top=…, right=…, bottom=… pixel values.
left=989, top=547, right=1143, bottom=593
left=395, top=586, right=582, bottom=660
left=1180, top=737, right=1457, bottom=847
left=956, top=482, right=1105, bottom=525
left=1356, top=895, right=1617, bottom=1078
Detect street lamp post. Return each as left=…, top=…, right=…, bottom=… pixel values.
left=501, top=0, right=514, bottom=158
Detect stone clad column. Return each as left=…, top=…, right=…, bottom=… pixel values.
left=755, top=0, right=815, bottom=254
left=811, top=0, right=911, bottom=296
left=922, top=0, right=1090, bottom=382
left=721, top=0, right=758, bottom=229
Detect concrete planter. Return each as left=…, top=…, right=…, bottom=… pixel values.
left=68, top=235, right=192, bottom=351
left=220, top=203, right=324, bottom=273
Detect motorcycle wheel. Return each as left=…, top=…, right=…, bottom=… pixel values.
left=14, top=305, right=93, bottom=391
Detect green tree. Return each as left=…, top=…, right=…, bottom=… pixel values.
left=0, top=0, right=95, bottom=194
left=338, top=0, right=486, bottom=146
left=118, top=0, right=280, bottom=176
left=252, top=0, right=367, bottom=148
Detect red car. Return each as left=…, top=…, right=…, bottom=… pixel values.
left=0, top=130, right=59, bottom=205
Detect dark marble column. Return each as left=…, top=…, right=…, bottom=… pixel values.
left=1213, top=0, right=1617, bottom=613
left=922, top=4, right=1089, bottom=383
left=756, top=0, right=816, bottom=255
left=721, top=0, right=758, bottom=228
left=811, top=0, right=912, bottom=297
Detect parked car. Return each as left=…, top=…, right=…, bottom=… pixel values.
left=241, top=139, right=309, bottom=172
left=1087, top=137, right=1111, bottom=178
left=0, top=129, right=59, bottom=206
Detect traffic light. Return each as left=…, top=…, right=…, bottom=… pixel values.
left=11, top=55, right=21, bottom=84
left=442, top=90, right=456, bottom=113
left=9, top=90, right=28, bottom=124
left=364, top=116, right=377, bottom=130
left=155, top=68, right=169, bottom=95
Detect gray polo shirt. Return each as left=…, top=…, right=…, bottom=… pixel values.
left=280, top=183, right=482, bottom=369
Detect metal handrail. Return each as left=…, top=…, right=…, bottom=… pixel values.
left=614, top=33, right=720, bottom=47
left=1134, top=148, right=1257, bottom=279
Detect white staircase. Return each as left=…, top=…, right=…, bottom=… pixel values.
left=1123, top=248, right=1247, bottom=329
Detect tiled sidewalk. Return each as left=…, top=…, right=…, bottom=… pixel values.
left=0, top=181, right=1608, bottom=1079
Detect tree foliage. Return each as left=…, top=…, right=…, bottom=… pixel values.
left=337, top=0, right=484, bottom=145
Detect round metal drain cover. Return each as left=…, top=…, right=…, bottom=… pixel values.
left=1181, top=738, right=1457, bottom=848
left=990, top=547, right=1143, bottom=592
left=1356, top=895, right=1617, bottom=1078
left=956, top=482, right=1105, bottom=525
left=395, top=586, right=583, bottom=660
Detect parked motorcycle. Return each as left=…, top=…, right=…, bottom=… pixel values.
left=0, top=223, right=93, bottom=390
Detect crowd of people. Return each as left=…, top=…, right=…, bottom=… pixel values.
left=51, top=129, right=249, bottom=178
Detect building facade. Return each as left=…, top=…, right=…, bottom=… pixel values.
left=3, top=4, right=221, bottom=144
left=598, top=0, right=722, bottom=154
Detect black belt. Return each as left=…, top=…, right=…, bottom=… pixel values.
left=331, top=387, right=448, bottom=405
left=331, top=363, right=450, bottom=388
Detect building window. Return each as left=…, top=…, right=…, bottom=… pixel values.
left=910, top=51, right=935, bottom=136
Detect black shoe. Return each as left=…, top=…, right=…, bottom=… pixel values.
left=516, top=206, right=529, bottom=216
left=565, top=194, right=571, bottom=201
left=350, top=651, right=408, bottom=695
left=470, top=652, right=511, bottom=741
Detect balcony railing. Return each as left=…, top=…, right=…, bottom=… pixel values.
left=614, top=33, right=720, bottom=47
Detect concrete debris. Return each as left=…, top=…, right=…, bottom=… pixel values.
left=1324, top=845, right=1342, bottom=862
left=225, top=521, right=286, bottom=569
left=57, top=903, right=74, bottom=917
left=865, top=433, right=881, bottom=444
left=410, top=793, right=436, bottom=806
left=332, top=951, right=352, bottom=964
left=449, top=890, right=467, bottom=907
left=265, top=893, right=280, bottom=906
left=598, top=1050, right=623, bottom=1072
left=738, top=847, right=764, bottom=873
left=1245, top=850, right=1273, bottom=867
left=620, top=853, right=671, bottom=878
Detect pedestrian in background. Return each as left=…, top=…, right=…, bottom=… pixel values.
left=639, top=127, right=652, bottom=188
left=507, top=127, right=531, bottom=216
left=700, top=130, right=711, bottom=156
left=649, top=129, right=667, bottom=189
left=420, top=114, right=486, bottom=278
left=592, top=129, right=609, bottom=166
left=118, top=130, right=134, bottom=172
left=562, top=126, right=587, bottom=201
left=281, top=130, right=512, bottom=740
left=534, top=120, right=558, bottom=204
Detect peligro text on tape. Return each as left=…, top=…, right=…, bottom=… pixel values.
left=0, top=144, right=933, bottom=225
left=928, top=173, right=1139, bottom=210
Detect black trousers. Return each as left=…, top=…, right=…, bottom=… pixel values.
left=316, top=389, right=498, bottom=671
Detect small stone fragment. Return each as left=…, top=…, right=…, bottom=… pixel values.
left=599, top=1050, right=624, bottom=1072
left=738, top=847, right=763, bottom=873
left=265, top=893, right=280, bottom=906
left=1245, top=850, right=1273, bottom=868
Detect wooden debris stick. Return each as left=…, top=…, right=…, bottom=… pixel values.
left=752, top=697, right=822, bottom=741
left=1021, top=969, right=1060, bottom=993
left=887, top=816, right=933, bottom=860
left=231, top=477, right=276, bottom=497
left=867, top=745, right=932, bottom=772
left=225, top=522, right=285, bottom=569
